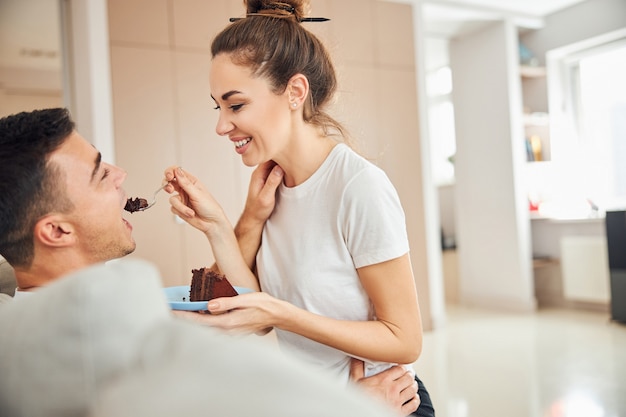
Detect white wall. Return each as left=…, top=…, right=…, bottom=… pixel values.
left=451, top=20, right=536, bottom=311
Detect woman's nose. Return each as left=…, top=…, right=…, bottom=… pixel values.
left=215, top=112, right=233, bottom=136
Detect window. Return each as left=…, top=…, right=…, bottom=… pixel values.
left=426, top=64, right=457, bottom=186
left=544, top=29, right=626, bottom=216
left=574, top=42, right=626, bottom=204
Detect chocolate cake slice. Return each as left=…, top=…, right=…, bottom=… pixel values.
left=124, top=197, right=148, bottom=213
left=189, top=268, right=238, bottom=301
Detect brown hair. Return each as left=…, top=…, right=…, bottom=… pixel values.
left=212, top=0, right=348, bottom=140
left=0, top=108, right=75, bottom=267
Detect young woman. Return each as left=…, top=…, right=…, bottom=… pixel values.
left=165, top=1, right=434, bottom=416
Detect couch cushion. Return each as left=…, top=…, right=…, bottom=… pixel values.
left=89, top=318, right=393, bottom=417
left=0, top=259, right=394, bottom=417
left=0, top=259, right=170, bottom=417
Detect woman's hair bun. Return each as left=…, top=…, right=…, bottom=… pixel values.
left=245, top=0, right=310, bottom=21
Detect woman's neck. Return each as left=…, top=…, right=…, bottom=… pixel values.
left=278, top=134, right=337, bottom=187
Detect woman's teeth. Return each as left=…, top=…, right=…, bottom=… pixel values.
left=235, top=138, right=252, bottom=148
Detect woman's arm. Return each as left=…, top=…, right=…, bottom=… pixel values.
left=281, top=254, right=423, bottom=364
left=165, top=166, right=260, bottom=291
left=232, top=161, right=283, bottom=271
left=205, top=253, right=423, bottom=364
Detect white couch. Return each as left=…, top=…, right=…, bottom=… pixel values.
left=0, top=259, right=393, bottom=417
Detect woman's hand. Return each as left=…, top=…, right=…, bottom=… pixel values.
left=173, top=292, right=284, bottom=335
left=239, top=161, right=283, bottom=229
left=163, top=166, right=228, bottom=233
left=233, top=161, right=283, bottom=270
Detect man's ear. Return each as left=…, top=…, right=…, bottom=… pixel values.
left=34, top=215, right=75, bottom=248
left=287, top=73, right=309, bottom=108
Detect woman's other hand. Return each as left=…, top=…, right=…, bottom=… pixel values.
left=173, top=292, right=283, bottom=335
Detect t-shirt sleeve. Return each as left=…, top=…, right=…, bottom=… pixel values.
left=340, top=166, right=409, bottom=269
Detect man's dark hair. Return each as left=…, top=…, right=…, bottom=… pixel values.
left=0, top=108, right=75, bottom=267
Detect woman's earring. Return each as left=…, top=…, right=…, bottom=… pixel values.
left=292, top=102, right=297, bottom=108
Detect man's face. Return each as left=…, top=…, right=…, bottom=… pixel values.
left=49, top=132, right=136, bottom=263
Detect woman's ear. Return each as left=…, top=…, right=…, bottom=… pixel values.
left=34, top=215, right=75, bottom=248
left=288, top=73, right=309, bottom=109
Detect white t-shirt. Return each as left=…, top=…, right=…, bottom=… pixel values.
left=257, top=143, right=413, bottom=382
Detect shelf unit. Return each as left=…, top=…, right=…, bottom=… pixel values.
left=520, top=65, right=550, bottom=162
left=520, top=65, right=546, bottom=78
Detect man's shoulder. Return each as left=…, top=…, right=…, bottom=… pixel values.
left=0, top=257, right=16, bottom=297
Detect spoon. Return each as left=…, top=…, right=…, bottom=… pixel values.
left=124, top=182, right=170, bottom=213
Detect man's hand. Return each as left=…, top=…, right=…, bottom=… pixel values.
left=349, top=358, right=420, bottom=416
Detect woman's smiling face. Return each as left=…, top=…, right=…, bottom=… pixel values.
left=210, top=53, right=293, bottom=167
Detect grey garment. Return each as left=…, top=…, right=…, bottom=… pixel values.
left=0, top=257, right=16, bottom=297
left=0, top=259, right=170, bottom=417
left=0, top=259, right=394, bottom=417
left=90, top=320, right=393, bottom=417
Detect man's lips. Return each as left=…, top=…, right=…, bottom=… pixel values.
left=121, top=193, right=132, bottom=230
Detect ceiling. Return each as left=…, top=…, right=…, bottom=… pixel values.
left=422, top=0, right=586, bottom=17
left=417, top=0, right=589, bottom=38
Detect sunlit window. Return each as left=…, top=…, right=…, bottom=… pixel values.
left=543, top=31, right=626, bottom=217
left=427, top=66, right=453, bottom=97
left=575, top=43, right=626, bottom=207
left=427, top=65, right=456, bottom=185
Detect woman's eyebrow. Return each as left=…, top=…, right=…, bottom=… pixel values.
left=211, top=90, right=243, bottom=102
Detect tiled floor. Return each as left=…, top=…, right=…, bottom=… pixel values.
left=413, top=306, right=626, bottom=417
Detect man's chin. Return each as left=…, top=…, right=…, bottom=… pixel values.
left=123, top=242, right=137, bottom=256
left=110, top=242, right=136, bottom=261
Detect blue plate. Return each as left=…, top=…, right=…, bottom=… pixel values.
left=163, top=285, right=253, bottom=311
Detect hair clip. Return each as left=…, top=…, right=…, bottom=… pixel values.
left=300, top=17, right=330, bottom=22
left=229, top=17, right=330, bottom=22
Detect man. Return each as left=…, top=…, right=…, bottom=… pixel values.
left=0, top=108, right=135, bottom=294
left=0, top=108, right=418, bottom=416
